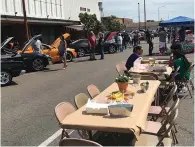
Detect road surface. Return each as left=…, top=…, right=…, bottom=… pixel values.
left=1, top=39, right=194, bottom=146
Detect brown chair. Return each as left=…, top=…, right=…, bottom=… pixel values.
left=74, top=93, right=91, bottom=139
left=75, top=93, right=89, bottom=109
left=175, top=63, right=194, bottom=99
left=87, top=84, right=101, bottom=99
left=55, top=102, right=76, bottom=140
left=148, top=84, right=177, bottom=119
left=59, top=138, right=102, bottom=146
left=116, top=62, right=127, bottom=75
left=145, top=98, right=180, bottom=145
left=135, top=109, right=178, bottom=146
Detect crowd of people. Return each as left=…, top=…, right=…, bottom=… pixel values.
left=5, top=26, right=193, bottom=70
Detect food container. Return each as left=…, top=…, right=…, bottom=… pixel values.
left=140, top=82, right=149, bottom=93
left=132, top=74, right=141, bottom=84
left=149, top=58, right=155, bottom=65
left=108, top=103, right=134, bottom=117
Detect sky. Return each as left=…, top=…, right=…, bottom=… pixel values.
left=101, top=0, right=194, bottom=22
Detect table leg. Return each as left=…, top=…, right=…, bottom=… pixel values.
left=87, top=130, right=93, bottom=140
left=157, top=89, right=160, bottom=106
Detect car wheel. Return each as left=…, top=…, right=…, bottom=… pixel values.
left=108, top=45, right=116, bottom=54
left=32, top=58, right=44, bottom=71
left=1, top=71, right=12, bottom=86
left=77, top=48, right=85, bottom=57
left=66, top=52, right=73, bottom=62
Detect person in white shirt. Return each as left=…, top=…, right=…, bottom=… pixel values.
left=32, top=37, right=43, bottom=53
left=117, top=33, right=123, bottom=52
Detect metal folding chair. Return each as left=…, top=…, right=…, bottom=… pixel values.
left=135, top=109, right=178, bottom=146
left=175, top=63, right=194, bottom=99
left=87, top=84, right=101, bottom=99
left=54, top=102, right=76, bottom=140
left=74, top=93, right=91, bottom=139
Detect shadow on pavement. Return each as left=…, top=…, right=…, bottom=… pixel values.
left=1, top=81, right=18, bottom=87
left=42, top=68, right=64, bottom=72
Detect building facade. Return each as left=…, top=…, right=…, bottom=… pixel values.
left=126, top=21, right=160, bottom=30
left=1, top=0, right=101, bottom=44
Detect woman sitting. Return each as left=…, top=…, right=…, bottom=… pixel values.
left=173, top=51, right=191, bottom=80
left=172, top=51, right=191, bottom=93
left=125, top=46, right=143, bottom=71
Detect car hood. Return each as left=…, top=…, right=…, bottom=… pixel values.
left=21, top=34, right=42, bottom=54
left=50, top=33, right=70, bottom=48
left=1, top=37, right=14, bottom=50
left=106, top=32, right=117, bottom=41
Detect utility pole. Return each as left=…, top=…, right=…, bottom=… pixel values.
left=22, top=0, right=29, bottom=40
left=144, top=0, right=146, bottom=30
left=138, top=3, right=140, bottom=30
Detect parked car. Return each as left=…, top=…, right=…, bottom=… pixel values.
left=69, top=37, right=117, bottom=57
left=42, top=44, right=76, bottom=62
left=152, top=30, right=158, bottom=37
left=1, top=35, right=51, bottom=71
left=26, top=33, right=77, bottom=63
left=1, top=60, right=25, bottom=86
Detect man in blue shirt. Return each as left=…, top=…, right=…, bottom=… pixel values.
left=125, top=46, right=143, bottom=70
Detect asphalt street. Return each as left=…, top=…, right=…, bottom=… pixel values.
left=1, top=39, right=194, bottom=146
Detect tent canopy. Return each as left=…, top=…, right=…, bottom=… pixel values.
left=159, top=16, right=194, bottom=27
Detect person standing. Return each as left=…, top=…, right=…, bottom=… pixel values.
left=98, top=32, right=104, bottom=60
left=158, top=27, right=167, bottom=55
left=58, top=35, right=67, bottom=69
left=117, top=33, right=123, bottom=52
left=32, top=37, right=43, bottom=53
left=88, top=31, right=96, bottom=60
left=133, top=31, right=139, bottom=47
left=123, top=32, right=130, bottom=49
left=145, top=30, right=153, bottom=56
left=178, top=26, right=185, bottom=42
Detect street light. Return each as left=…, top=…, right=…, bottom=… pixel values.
left=158, top=6, right=166, bottom=21
left=138, top=3, right=140, bottom=30
left=144, top=0, right=146, bottom=30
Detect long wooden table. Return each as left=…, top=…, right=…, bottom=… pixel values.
left=62, top=80, right=161, bottom=140
left=129, top=64, right=173, bottom=77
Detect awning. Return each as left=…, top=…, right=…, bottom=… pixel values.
left=1, top=15, right=80, bottom=25
left=159, top=16, right=194, bottom=27
left=65, top=25, right=84, bottom=31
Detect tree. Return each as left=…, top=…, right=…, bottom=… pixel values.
left=102, top=16, right=125, bottom=32
left=79, top=13, right=103, bottom=36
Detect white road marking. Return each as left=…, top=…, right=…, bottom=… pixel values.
left=38, top=129, right=74, bottom=147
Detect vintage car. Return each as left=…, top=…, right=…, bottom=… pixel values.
left=1, top=60, right=25, bottom=86
left=42, top=33, right=77, bottom=62
left=18, top=33, right=77, bottom=63
left=1, top=35, right=51, bottom=71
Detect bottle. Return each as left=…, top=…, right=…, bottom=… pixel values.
left=169, top=53, right=174, bottom=67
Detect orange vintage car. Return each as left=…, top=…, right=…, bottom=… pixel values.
left=18, top=33, right=77, bottom=62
